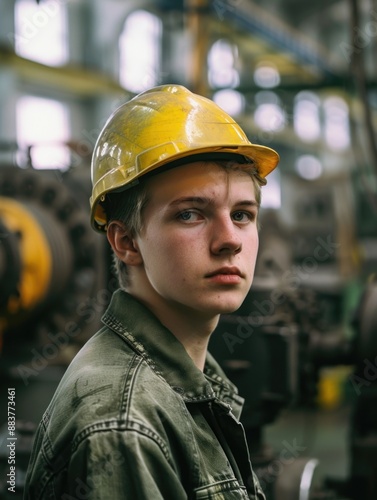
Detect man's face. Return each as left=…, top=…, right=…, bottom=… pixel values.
left=134, top=161, right=259, bottom=319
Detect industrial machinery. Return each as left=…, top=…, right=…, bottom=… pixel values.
left=0, top=161, right=112, bottom=358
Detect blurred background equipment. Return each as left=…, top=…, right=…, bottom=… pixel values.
left=1, top=0, right=377, bottom=499
left=0, top=159, right=110, bottom=359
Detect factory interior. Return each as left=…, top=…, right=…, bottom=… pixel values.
left=0, top=0, right=377, bottom=498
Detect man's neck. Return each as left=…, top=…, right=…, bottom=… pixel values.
left=127, top=286, right=219, bottom=372
left=159, top=312, right=216, bottom=372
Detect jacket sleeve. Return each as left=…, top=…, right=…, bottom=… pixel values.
left=67, top=428, right=188, bottom=499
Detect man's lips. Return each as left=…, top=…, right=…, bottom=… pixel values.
left=205, top=267, right=243, bottom=278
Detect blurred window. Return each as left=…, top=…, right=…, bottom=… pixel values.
left=294, top=91, right=321, bottom=142
left=295, top=154, right=323, bottom=180
left=119, top=10, right=162, bottom=93
left=323, top=96, right=350, bottom=151
left=254, top=91, right=286, bottom=132
left=254, top=62, right=280, bottom=88
left=14, top=0, right=68, bottom=66
left=261, top=167, right=281, bottom=209
left=17, top=96, right=70, bottom=169
left=213, top=89, right=244, bottom=116
left=208, top=39, right=239, bottom=89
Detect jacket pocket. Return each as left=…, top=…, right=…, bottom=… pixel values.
left=194, top=478, right=249, bottom=499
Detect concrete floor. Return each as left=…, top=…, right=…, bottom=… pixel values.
left=264, top=404, right=351, bottom=494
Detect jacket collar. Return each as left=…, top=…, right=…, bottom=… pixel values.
left=101, top=290, right=243, bottom=412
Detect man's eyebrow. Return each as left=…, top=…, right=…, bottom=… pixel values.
left=168, top=197, right=259, bottom=208
left=168, top=196, right=212, bottom=206
left=236, top=200, right=260, bottom=209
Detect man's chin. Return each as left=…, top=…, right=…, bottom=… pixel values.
left=211, top=298, right=245, bottom=316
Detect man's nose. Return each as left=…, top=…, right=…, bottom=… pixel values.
left=210, top=216, right=242, bottom=255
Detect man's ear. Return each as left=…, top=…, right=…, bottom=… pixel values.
left=107, top=221, right=143, bottom=266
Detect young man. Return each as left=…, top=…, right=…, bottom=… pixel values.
left=24, top=85, right=279, bottom=499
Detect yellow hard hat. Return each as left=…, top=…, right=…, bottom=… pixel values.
left=90, top=84, right=279, bottom=232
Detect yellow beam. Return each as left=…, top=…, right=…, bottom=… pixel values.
left=185, top=0, right=210, bottom=96
left=0, top=46, right=127, bottom=97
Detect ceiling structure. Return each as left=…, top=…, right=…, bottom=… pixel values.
left=1, top=0, right=376, bottom=181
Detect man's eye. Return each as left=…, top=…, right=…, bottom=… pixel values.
left=177, top=210, right=201, bottom=222
left=179, top=211, right=192, bottom=220
left=232, top=211, right=254, bottom=222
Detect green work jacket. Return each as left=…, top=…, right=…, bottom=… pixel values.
left=24, top=290, right=265, bottom=500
